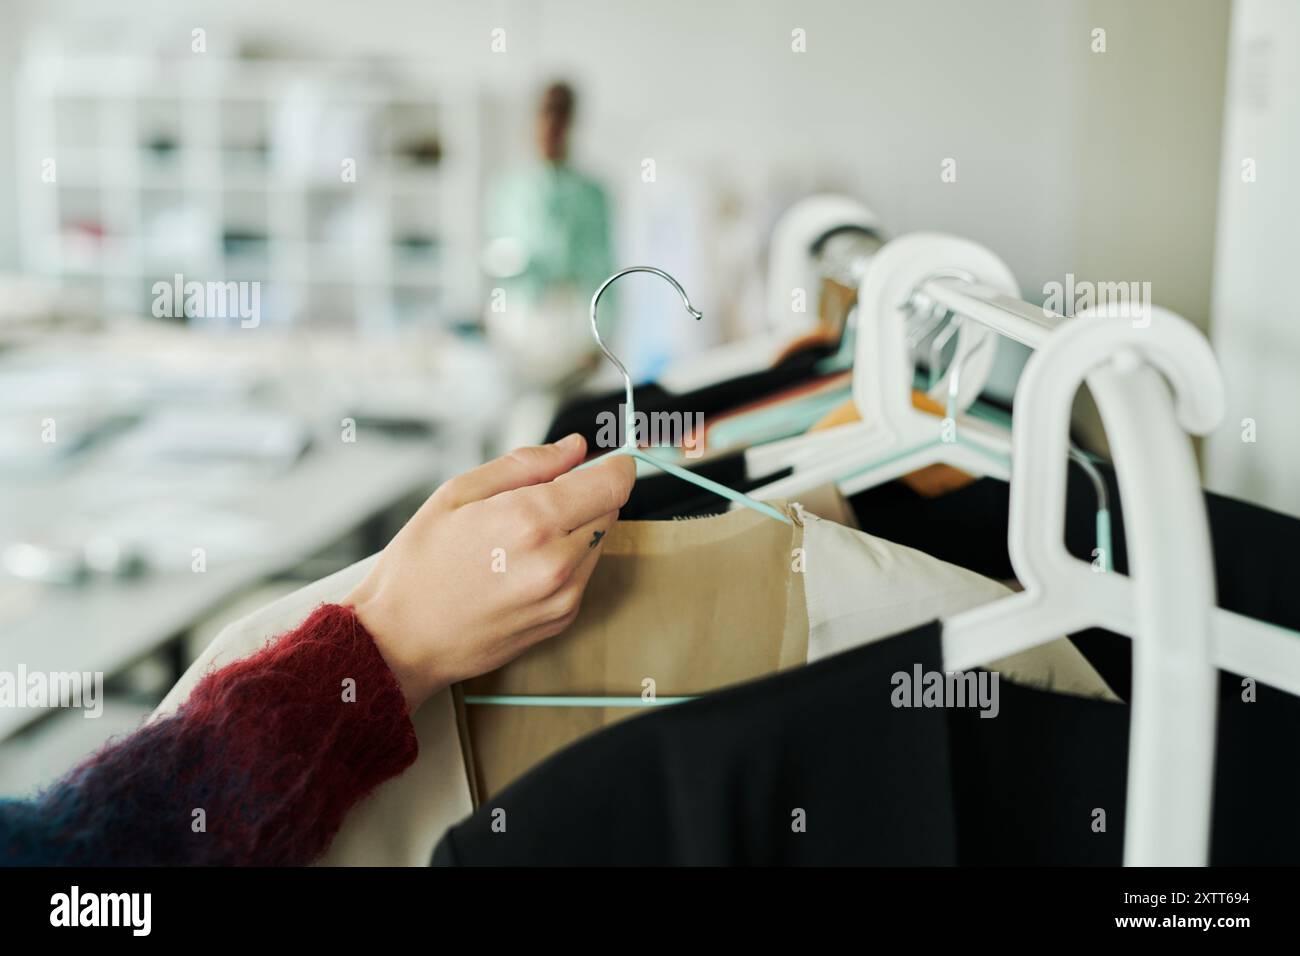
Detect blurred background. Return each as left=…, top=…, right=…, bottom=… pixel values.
left=0, top=0, right=1295, bottom=795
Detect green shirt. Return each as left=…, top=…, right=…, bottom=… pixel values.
left=487, top=162, right=613, bottom=307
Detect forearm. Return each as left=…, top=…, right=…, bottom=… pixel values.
left=0, top=604, right=417, bottom=866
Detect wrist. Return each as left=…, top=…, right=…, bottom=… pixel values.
left=344, top=590, right=444, bottom=711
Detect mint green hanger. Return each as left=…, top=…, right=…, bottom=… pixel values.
left=465, top=267, right=791, bottom=711
left=574, top=266, right=791, bottom=524
left=462, top=694, right=696, bottom=708
left=706, top=384, right=851, bottom=452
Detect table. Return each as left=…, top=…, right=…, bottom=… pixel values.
left=0, top=323, right=509, bottom=743
left=0, top=434, right=446, bottom=741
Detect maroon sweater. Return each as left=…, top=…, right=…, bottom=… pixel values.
left=0, top=604, right=418, bottom=865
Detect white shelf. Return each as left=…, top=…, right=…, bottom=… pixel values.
left=17, top=52, right=481, bottom=332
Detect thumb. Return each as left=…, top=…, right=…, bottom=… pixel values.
left=439, top=434, right=587, bottom=506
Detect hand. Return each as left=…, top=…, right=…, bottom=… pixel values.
left=345, top=434, right=635, bottom=709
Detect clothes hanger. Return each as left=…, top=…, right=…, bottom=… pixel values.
left=728, top=226, right=1113, bottom=568
left=744, top=236, right=1015, bottom=498
left=750, top=230, right=1118, bottom=552
left=908, top=305, right=1115, bottom=569
left=816, top=238, right=1299, bottom=861
left=464, top=267, right=792, bottom=710
left=745, top=275, right=993, bottom=477
left=575, top=266, right=791, bottom=525
left=656, top=197, right=881, bottom=394
left=939, top=302, right=1300, bottom=865
left=839, top=241, right=1300, bottom=696
left=749, top=268, right=1112, bottom=567
left=835, top=297, right=1013, bottom=488
left=943, top=306, right=1218, bottom=866
left=743, top=273, right=983, bottom=478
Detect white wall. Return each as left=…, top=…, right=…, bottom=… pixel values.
left=1206, top=0, right=1300, bottom=516
left=3, top=0, right=1230, bottom=346
left=0, top=0, right=32, bottom=270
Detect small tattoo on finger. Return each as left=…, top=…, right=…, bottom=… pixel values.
left=589, top=530, right=605, bottom=550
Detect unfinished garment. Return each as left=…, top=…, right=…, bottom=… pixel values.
left=460, top=495, right=1112, bottom=801
left=150, top=492, right=1110, bottom=860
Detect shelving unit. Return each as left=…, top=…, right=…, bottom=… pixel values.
left=16, top=52, right=482, bottom=334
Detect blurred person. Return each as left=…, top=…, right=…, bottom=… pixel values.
left=483, top=81, right=614, bottom=387
left=0, top=437, right=634, bottom=865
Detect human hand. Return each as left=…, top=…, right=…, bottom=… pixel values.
left=345, top=434, right=635, bottom=709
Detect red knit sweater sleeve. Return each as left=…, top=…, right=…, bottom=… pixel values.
left=0, top=603, right=419, bottom=866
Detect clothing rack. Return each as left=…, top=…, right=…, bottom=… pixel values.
left=763, top=229, right=1300, bottom=866
left=862, top=235, right=1219, bottom=864
left=925, top=285, right=1219, bottom=868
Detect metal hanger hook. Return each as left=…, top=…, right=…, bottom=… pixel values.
left=590, top=266, right=701, bottom=377
left=589, top=266, right=702, bottom=446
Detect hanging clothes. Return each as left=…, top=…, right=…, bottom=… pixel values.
left=543, top=340, right=837, bottom=449
left=460, top=500, right=808, bottom=800
left=150, top=492, right=1108, bottom=862
left=461, top=496, right=1112, bottom=801
left=699, top=372, right=852, bottom=453
left=433, top=618, right=1300, bottom=866
left=437, top=621, right=963, bottom=866
left=796, top=504, right=1118, bottom=699
left=846, top=462, right=1300, bottom=701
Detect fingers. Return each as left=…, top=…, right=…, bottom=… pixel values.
left=513, top=505, right=615, bottom=605
left=439, top=434, right=587, bottom=508
left=512, top=540, right=607, bottom=653
left=551, top=507, right=619, bottom=567
left=562, top=534, right=605, bottom=601
left=532, top=453, right=637, bottom=532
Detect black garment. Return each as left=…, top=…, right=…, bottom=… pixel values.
left=951, top=645, right=1300, bottom=866
left=435, top=621, right=958, bottom=865
left=433, top=621, right=1300, bottom=866
left=434, top=621, right=1300, bottom=868
left=849, top=465, right=1300, bottom=701
left=544, top=343, right=837, bottom=448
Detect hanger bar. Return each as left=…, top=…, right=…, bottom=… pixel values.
left=922, top=276, right=1064, bottom=348
left=465, top=695, right=696, bottom=708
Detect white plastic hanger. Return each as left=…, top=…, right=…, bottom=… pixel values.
left=940, top=302, right=1300, bottom=865
left=765, top=194, right=881, bottom=337
left=658, top=195, right=881, bottom=394
left=744, top=234, right=1016, bottom=498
